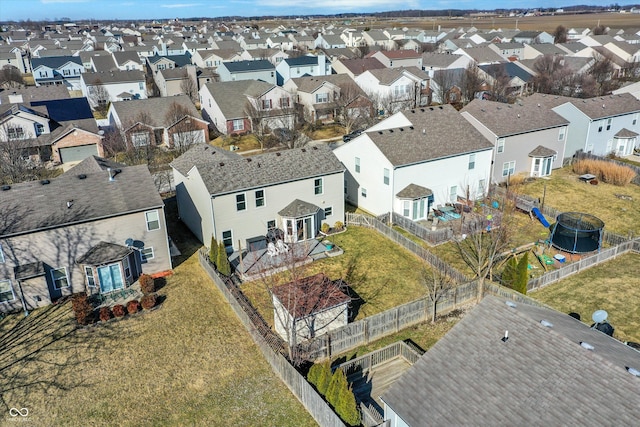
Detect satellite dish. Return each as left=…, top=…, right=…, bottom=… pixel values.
left=592, top=310, right=608, bottom=324
left=125, top=238, right=134, bottom=247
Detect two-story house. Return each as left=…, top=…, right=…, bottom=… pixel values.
left=461, top=97, right=569, bottom=183
left=170, top=144, right=345, bottom=250
left=275, top=55, right=330, bottom=86
left=80, top=70, right=147, bottom=109
left=334, top=105, right=494, bottom=218
left=355, top=67, right=430, bottom=114
left=31, top=56, right=84, bottom=90
left=216, top=60, right=276, bottom=84
left=369, top=50, right=423, bottom=69
left=0, top=157, right=172, bottom=314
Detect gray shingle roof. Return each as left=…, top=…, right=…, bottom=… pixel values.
left=110, top=95, right=200, bottom=128
left=288, top=74, right=364, bottom=97
left=221, top=59, right=274, bottom=72
left=396, top=184, right=432, bottom=199
left=31, top=55, right=82, bottom=70
left=365, top=105, right=493, bottom=167
left=334, top=57, right=386, bottom=76
left=173, top=144, right=344, bottom=196
left=366, top=66, right=428, bottom=85
left=615, top=128, right=639, bottom=138
left=421, top=53, right=465, bottom=68
left=382, top=295, right=640, bottom=426
left=278, top=199, right=320, bottom=217
left=169, top=143, right=241, bottom=176
left=530, top=92, right=640, bottom=120
left=77, top=241, right=132, bottom=265
left=203, top=80, right=274, bottom=119
left=528, top=145, right=557, bottom=157
left=0, top=161, right=162, bottom=238
left=461, top=98, right=569, bottom=137
left=82, top=70, right=145, bottom=85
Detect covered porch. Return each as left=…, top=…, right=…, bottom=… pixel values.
left=77, top=242, right=139, bottom=296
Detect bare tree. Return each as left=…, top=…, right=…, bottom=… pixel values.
left=461, top=61, right=482, bottom=104
left=88, top=78, right=110, bottom=116
left=0, top=65, right=25, bottom=89
left=0, top=123, right=38, bottom=184
left=164, top=101, right=204, bottom=154
left=553, top=25, right=568, bottom=44
left=334, top=81, right=371, bottom=133
left=592, top=25, right=607, bottom=36
left=532, top=54, right=571, bottom=94
left=432, top=69, right=461, bottom=104
left=487, top=63, right=512, bottom=101
left=589, top=51, right=617, bottom=95
left=244, top=94, right=302, bottom=151
left=421, top=265, right=457, bottom=323
left=179, top=69, right=198, bottom=102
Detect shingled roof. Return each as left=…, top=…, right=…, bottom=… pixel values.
left=364, top=105, right=493, bottom=167
left=0, top=159, right=162, bottom=238
left=366, top=66, right=428, bottom=85
left=202, top=80, right=275, bottom=120
left=382, top=295, right=640, bottom=426
left=110, top=95, right=200, bottom=128
left=172, top=144, right=344, bottom=196
left=272, top=273, right=350, bottom=319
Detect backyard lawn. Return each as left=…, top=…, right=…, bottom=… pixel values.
left=530, top=252, right=640, bottom=343
left=0, top=199, right=316, bottom=427
left=242, top=226, right=430, bottom=326
left=515, top=167, right=640, bottom=235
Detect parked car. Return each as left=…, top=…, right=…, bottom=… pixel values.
left=342, top=129, right=363, bottom=142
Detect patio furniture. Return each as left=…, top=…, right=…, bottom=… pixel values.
left=267, top=242, right=278, bottom=257
left=276, top=239, right=289, bottom=253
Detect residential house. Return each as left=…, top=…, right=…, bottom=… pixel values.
left=453, top=46, right=506, bottom=65
left=522, top=43, right=567, bottom=60
left=421, top=53, right=471, bottom=77
left=0, top=157, right=172, bottom=314
left=283, top=74, right=371, bottom=124
left=272, top=273, right=350, bottom=344
left=314, top=34, right=347, bottom=49
left=80, top=70, right=147, bottom=109
left=275, top=54, right=329, bottom=86
left=154, top=65, right=198, bottom=98
left=381, top=296, right=640, bottom=426
left=461, top=98, right=569, bottom=183
left=170, top=143, right=345, bottom=249
left=331, top=57, right=386, bottom=79
left=478, top=62, right=535, bottom=97
left=362, top=30, right=395, bottom=50
left=534, top=93, right=640, bottom=157
left=488, top=42, right=525, bottom=60
left=145, top=54, right=192, bottom=73
left=199, top=80, right=293, bottom=135
left=266, top=35, right=294, bottom=51
left=354, top=67, right=430, bottom=114
left=333, top=105, right=494, bottom=218
left=567, top=27, right=591, bottom=40
left=191, top=48, right=242, bottom=68
left=512, top=30, right=554, bottom=44
left=0, top=48, right=27, bottom=74
left=369, top=50, right=423, bottom=69
left=31, top=56, right=84, bottom=90
left=107, top=95, right=207, bottom=149
left=340, top=29, right=366, bottom=48
left=243, top=48, right=289, bottom=66
left=613, top=80, right=640, bottom=100
left=216, top=60, right=276, bottom=84
left=289, top=34, right=316, bottom=51
left=112, top=51, right=144, bottom=71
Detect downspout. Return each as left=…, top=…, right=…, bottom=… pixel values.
left=17, top=280, right=29, bottom=317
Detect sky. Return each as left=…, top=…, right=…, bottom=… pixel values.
left=1, top=0, right=637, bottom=22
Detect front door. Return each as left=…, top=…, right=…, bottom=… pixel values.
left=98, top=264, right=124, bottom=293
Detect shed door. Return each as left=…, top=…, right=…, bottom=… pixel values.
left=60, top=144, right=98, bottom=163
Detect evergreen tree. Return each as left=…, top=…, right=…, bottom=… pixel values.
left=515, top=252, right=529, bottom=295
left=316, top=361, right=332, bottom=396
left=307, top=363, right=321, bottom=389
left=217, top=242, right=231, bottom=276
left=338, top=383, right=361, bottom=426
left=501, top=256, right=518, bottom=290
left=326, top=367, right=346, bottom=408
left=209, top=235, right=218, bottom=266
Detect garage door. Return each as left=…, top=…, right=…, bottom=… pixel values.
left=60, top=144, right=99, bottom=163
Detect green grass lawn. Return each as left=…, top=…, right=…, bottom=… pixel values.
left=515, top=167, right=640, bottom=235
left=242, top=226, right=431, bottom=326
left=529, top=252, right=640, bottom=343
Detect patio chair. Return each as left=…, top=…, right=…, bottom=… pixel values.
left=267, top=242, right=278, bottom=257
left=276, top=239, right=289, bottom=253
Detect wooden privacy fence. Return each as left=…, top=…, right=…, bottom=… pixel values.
left=301, top=280, right=479, bottom=360
left=336, top=341, right=423, bottom=377
left=526, top=238, right=640, bottom=292
left=384, top=213, right=453, bottom=246
left=346, top=213, right=471, bottom=284
left=198, top=250, right=346, bottom=427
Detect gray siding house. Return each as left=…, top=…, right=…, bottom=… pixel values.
left=171, top=144, right=345, bottom=252
left=0, top=157, right=172, bottom=314
left=461, top=98, right=569, bottom=183
left=216, top=60, right=276, bottom=84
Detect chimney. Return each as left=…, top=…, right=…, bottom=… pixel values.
left=107, top=167, right=115, bottom=182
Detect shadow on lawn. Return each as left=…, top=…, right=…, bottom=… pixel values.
left=0, top=301, right=136, bottom=411
left=163, top=195, right=202, bottom=268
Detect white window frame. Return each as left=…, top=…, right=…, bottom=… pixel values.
left=606, top=118, right=612, bottom=131
left=449, top=185, right=457, bottom=203
left=314, top=178, right=323, bottom=195
left=477, top=179, right=486, bottom=199
left=324, top=206, right=333, bottom=217
left=266, top=220, right=276, bottom=231
left=361, top=187, right=367, bottom=198
left=123, top=256, right=131, bottom=279
left=222, top=230, right=233, bottom=251
left=315, top=92, right=329, bottom=103
left=255, top=189, right=265, bottom=208
left=403, top=200, right=410, bottom=217
left=232, top=119, right=244, bottom=131
left=145, top=210, right=160, bottom=231
left=497, top=138, right=505, bottom=153
left=236, top=193, right=247, bottom=211
left=383, top=168, right=390, bottom=185
left=261, top=99, right=272, bottom=110
left=141, top=247, right=154, bottom=262
left=51, top=267, right=70, bottom=290
left=36, top=123, right=45, bottom=135
left=85, top=266, right=96, bottom=288
left=7, top=127, right=24, bottom=140
left=355, top=157, right=360, bottom=173
left=468, top=153, right=475, bottom=170
left=0, top=279, right=15, bottom=303
left=502, top=161, right=516, bottom=177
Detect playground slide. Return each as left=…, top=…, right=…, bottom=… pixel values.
left=531, top=207, right=550, bottom=228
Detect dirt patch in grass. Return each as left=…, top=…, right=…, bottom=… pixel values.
left=305, top=124, right=345, bottom=140
left=211, top=134, right=261, bottom=152
left=530, top=252, right=640, bottom=343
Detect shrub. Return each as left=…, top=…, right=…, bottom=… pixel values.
left=321, top=222, right=330, bottom=234
left=337, top=383, right=361, bottom=427
left=316, top=361, right=332, bottom=396
left=141, top=293, right=157, bottom=310
left=216, top=242, right=231, bottom=276
left=515, top=252, right=529, bottom=295
left=209, top=235, right=218, bottom=267
left=334, top=221, right=344, bottom=230
left=71, top=292, right=93, bottom=325
left=126, top=300, right=140, bottom=314
left=326, top=367, right=347, bottom=409
left=99, top=306, right=112, bottom=322
left=112, top=304, right=126, bottom=318
left=139, top=274, right=155, bottom=294
left=307, top=363, right=322, bottom=388
left=572, top=159, right=636, bottom=186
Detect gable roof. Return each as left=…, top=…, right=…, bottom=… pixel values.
left=82, top=70, right=145, bottom=85
left=30, top=98, right=94, bottom=122
left=461, top=98, right=569, bottom=137
left=532, top=92, right=640, bottom=120
left=31, top=55, right=82, bottom=70
left=272, top=273, right=350, bottom=319
left=382, top=295, right=640, bottom=426
left=172, top=144, right=344, bottom=196
left=112, top=51, right=142, bottom=66
left=364, top=105, right=493, bottom=167
left=110, top=95, right=200, bottom=128
left=421, top=52, right=465, bottom=68
left=203, top=79, right=275, bottom=119
left=333, top=57, right=386, bottom=76
left=221, top=59, right=274, bottom=72
left=479, top=62, right=534, bottom=82
left=283, top=55, right=320, bottom=66
left=288, top=74, right=364, bottom=96
left=365, top=66, right=429, bottom=85
left=0, top=161, right=162, bottom=238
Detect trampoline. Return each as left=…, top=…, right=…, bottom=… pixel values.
left=550, top=212, right=604, bottom=254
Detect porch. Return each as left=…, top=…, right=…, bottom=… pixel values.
left=88, top=281, right=143, bottom=309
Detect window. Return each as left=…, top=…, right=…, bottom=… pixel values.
left=261, top=99, right=272, bottom=109
left=279, top=97, right=290, bottom=107
left=314, top=178, right=323, bottom=195
left=63, top=69, right=71, bottom=76
left=145, top=210, right=160, bottom=231
left=236, top=193, right=246, bottom=211
left=222, top=230, right=233, bottom=251
left=497, top=138, right=505, bottom=153
left=361, top=187, right=367, bottom=198
left=502, top=161, right=516, bottom=177
left=477, top=179, right=486, bottom=198
left=355, top=157, right=360, bottom=173
left=232, top=119, right=244, bottom=131
left=633, top=114, right=638, bottom=126
left=255, top=189, right=265, bottom=207
left=51, top=267, right=69, bottom=290
left=39, top=71, right=47, bottom=77
left=598, top=121, right=603, bottom=132
left=7, top=127, right=24, bottom=140
left=382, top=168, right=391, bottom=185
left=141, top=247, right=154, bottom=262
left=139, top=82, right=144, bottom=90
left=0, top=280, right=15, bottom=303
left=267, top=220, right=276, bottom=231
left=468, top=153, right=475, bottom=170
left=449, top=185, right=457, bottom=203
left=35, top=123, right=45, bottom=135
left=315, top=92, right=329, bottom=103
left=85, top=267, right=96, bottom=288
left=403, top=200, right=410, bottom=217
left=606, top=118, right=612, bottom=131
left=324, top=206, right=333, bottom=217
left=558, top=127, right=565, bottom=141
left=131, top=132, right=150, bottom=147
left=0, top=243, right=4, bottom=263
